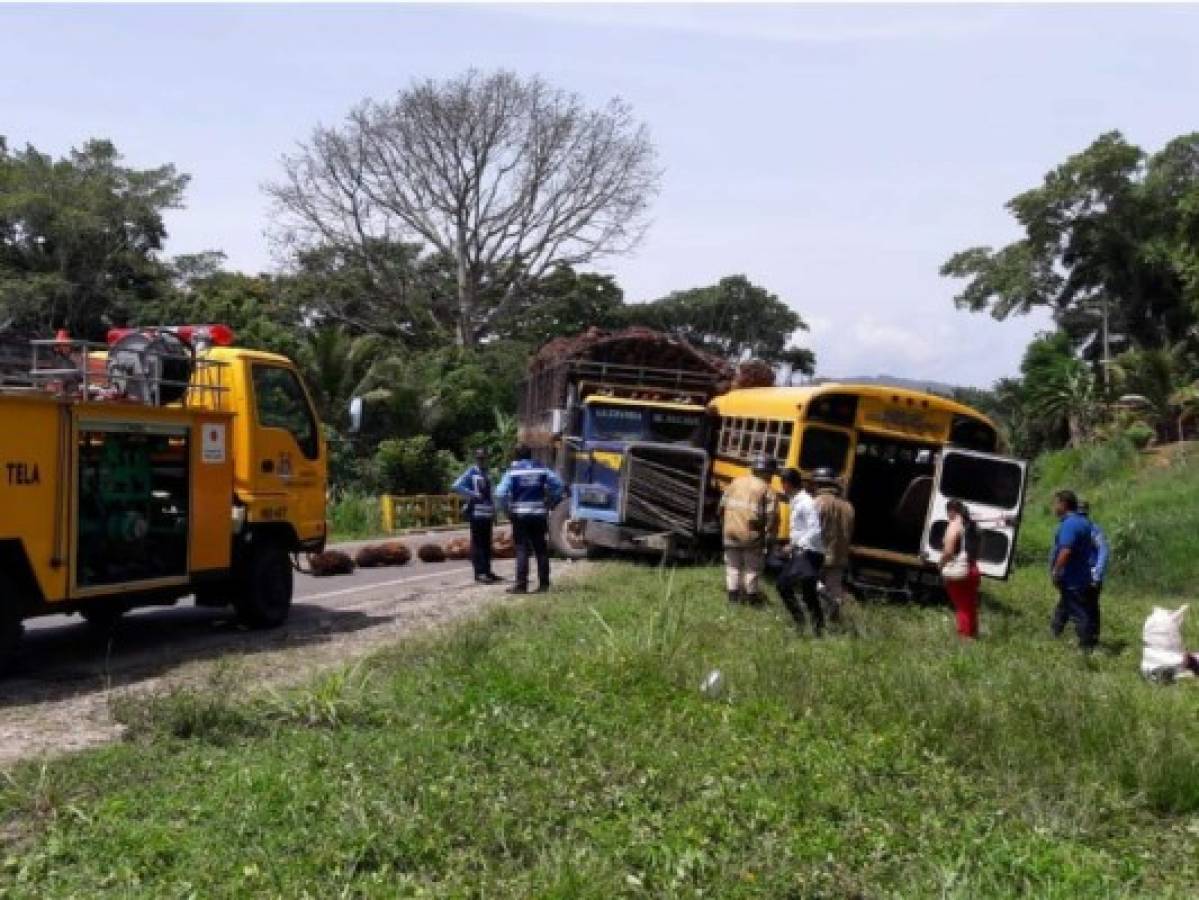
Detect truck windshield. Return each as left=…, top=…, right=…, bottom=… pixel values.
left=588, top=405, right=645, bottom=441
left=586, top=404, right=703, bottom=444
left=646, top=410, right=704, bottom=443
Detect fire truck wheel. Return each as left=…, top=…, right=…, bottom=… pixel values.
left=233, top=542, right=294, bottom=629
left=549, top=503, right=588, bottom=560
left=0, top=581, right=24, bottom=675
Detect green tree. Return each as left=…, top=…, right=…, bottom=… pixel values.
left=1022, top=333, right=1100, bottom=449
left=1108, top=344, right=1192, bottom=434
left=142, top=259, right=303, bottom=358
left=942, top=131, right=1199, bottom=358
left=281, top=241, right=452, bottom=349
left=297, top=327, right=400, bottom=429
left=1169, top=381, right=1199, bottom=442
left=621, top=274, right=814, bottom=372
left=490, top=266, right=624, bottom=346
left=0, top=138, right=188, bottom=337
left=365, top=435, right=458, bottom=496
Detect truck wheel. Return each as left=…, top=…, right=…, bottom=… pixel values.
left=233, top=542, right=294, bottom=629
left=0, top=577, right=24, bottom=675
left=549, top=503, right=588, bottom=560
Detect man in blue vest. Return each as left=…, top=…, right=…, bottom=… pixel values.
left=1049, top=489, right=1099, bottom=651
left=496, top=445, right=566, bottom=594
left=452, top=448, right=501, bottom=584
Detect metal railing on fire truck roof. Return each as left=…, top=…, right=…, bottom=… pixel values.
left=13, top=325, right=235, bottom=409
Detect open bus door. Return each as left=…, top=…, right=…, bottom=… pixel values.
left=921, top=448, right=1028, bottom=580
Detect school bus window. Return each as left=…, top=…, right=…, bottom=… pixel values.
left=940, top=454, right=1022, bottom=509
left=738, top=419, right=752, bottom=458
left=950, top=416, right=998, bottom=452
left=762, top=421, right=776, bottom=458
left=750, top=420, right=768, bottom=455
left=808, top=393, right=858, bottom=427
left=799, top=427, right=850, bottom=474
left=777, top=423, right=794, bottom=464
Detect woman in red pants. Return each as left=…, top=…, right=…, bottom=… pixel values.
left=940, top=499, right=981, bottom=639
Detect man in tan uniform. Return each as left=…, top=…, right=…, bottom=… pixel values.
left=812, top=468, right=855, bottom=619
left=717, top=454, right=779, bottom=605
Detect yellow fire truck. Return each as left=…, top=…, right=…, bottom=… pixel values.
left=0, top=324, right=327, bottom=670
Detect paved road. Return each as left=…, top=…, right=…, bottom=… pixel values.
left=10, top=530, right=515, bottom=694
left=0, top=529, right=543, bottom=763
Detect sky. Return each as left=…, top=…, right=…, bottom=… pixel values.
left=3, top=3, right=1199, bottom=386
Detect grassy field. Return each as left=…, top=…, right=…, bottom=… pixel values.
left=4, top=441, right=1199, bottom=897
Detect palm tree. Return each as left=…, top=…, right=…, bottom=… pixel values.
left=1028, top=357, right=1100, bottom=448
left=1108, top=343, right=1193, bottom=437
left=299, top=326, right=399, bottom=428
left=1169, top=382, right=1199, bottom=442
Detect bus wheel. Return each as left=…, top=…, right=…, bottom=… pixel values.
left=233, top=542, right=294, bottom=629
left=549, top=504, right=588, bottom=560
left=0, top=577, right=24, bottom=675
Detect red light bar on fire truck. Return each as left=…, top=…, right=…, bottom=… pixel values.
left=106, top=324, right=235, bottom=348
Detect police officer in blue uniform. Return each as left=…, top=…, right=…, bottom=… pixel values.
left=452, top=448, right=501, bottom=584
left=495, top=445, right=566, bottom=594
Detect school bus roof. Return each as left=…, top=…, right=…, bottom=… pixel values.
left=709, top=383, right=993, bottom=424
left=583, top=395, right=706, bottom=413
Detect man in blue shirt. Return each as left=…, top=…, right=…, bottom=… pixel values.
left=495, top=445, right=566, bottom=594
left=1049, top=489, right=1099, bottom=650
left=452, top=448, right=501, bottom=584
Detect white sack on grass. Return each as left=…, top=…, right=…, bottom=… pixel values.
left=1142, top=605, right=1191, bottom=681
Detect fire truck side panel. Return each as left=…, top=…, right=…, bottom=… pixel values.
left=0, top=394, right=69, bottom=604
left=189, top=413, right=236, bottom=574
left=68, top=403, right=236, bottom=600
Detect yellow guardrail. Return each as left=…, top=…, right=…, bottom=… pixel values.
left=378, top=494, right=513, bottom=533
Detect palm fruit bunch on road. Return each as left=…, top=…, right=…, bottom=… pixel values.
left=417, top=543, right=447, bottom=563
left=309, top=549, right=356, bottom=576
left=443, top=536, right=472, bottom=560
left=491, top=530, right=515, bottom=559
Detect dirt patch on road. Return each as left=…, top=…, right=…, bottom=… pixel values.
left=0, top=563, right=592, bottom=768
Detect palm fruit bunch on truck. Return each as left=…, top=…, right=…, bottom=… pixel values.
left=518, top=327, right=734, bottom=559
left=0, top=324, right=328, bottom=672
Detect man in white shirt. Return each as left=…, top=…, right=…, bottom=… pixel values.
left=776, top=468, right=825, bottom=636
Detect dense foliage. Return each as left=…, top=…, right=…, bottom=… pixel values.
left=945, top=131, right=1199, bottom=456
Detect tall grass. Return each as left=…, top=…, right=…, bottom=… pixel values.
left=327, top=490, right=383, bottom=540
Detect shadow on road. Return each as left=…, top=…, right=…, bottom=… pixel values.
left=0, top=602, right=393, bottom=709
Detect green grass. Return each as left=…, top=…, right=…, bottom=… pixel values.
left=327, top=490, right=385, bottom=542
left=4, top=442, right=1199, bottom=897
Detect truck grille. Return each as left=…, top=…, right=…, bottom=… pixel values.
left=624, top=445, right=707, bottom=537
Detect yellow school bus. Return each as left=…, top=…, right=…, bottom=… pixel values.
left=708, top=384, right=1027, bottom=596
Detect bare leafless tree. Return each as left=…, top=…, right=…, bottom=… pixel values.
left=267, top=70, right=660, bottom=348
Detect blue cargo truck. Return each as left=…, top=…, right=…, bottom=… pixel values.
left=518, top=330, right=730, bottom=558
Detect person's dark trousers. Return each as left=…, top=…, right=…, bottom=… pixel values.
left=777, top=550, right=825, bottom=635
left=512, top=515, right=550, bottom=589
left=470, top=518, right=494, bottom=578
left=1051, top=584, right=1100, bottom=650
